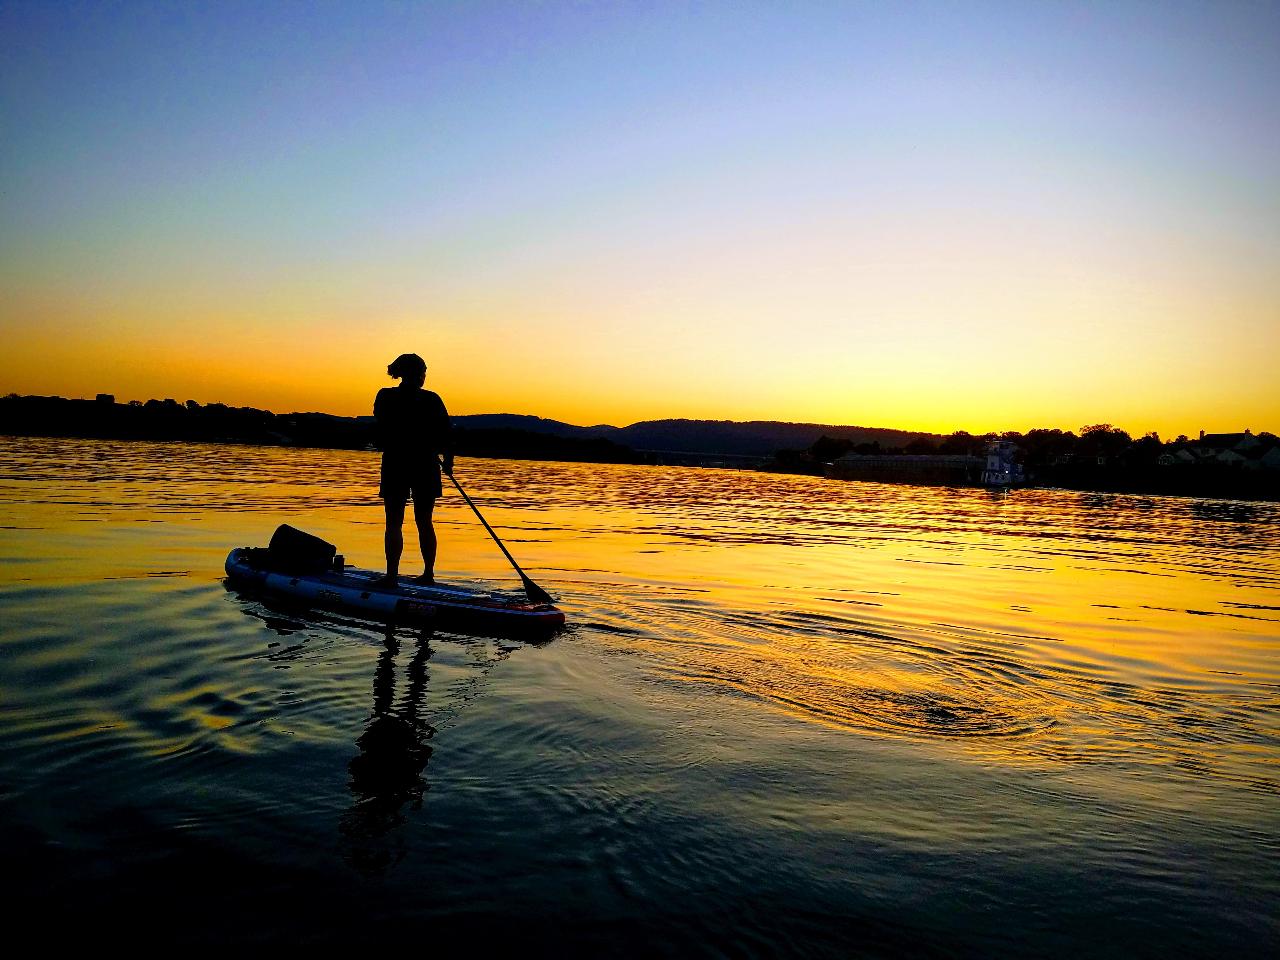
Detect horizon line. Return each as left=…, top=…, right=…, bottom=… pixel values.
left=6, top=390, right=1271, bottom=441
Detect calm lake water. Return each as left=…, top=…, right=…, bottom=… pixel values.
left=2, top=436, right=1277, bottom=954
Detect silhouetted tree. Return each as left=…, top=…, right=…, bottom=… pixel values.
left=1078, top=424, right=1132, bottom=461
left=1127, top=432, right=1165, bottom=465
left=938, top=431, right=978, bottom=455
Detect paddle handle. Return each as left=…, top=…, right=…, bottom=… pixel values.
left=444, top=465, right=555, bottom=605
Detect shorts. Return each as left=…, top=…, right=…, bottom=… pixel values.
left=379, top=456, right=442, bottom=503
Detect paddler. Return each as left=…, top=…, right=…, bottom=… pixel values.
left=373, top=353, right=453, bottom=586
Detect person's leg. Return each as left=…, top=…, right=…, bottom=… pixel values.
left=380, top=499, right=406, bottom=584
left=413, top=497, right=437, bottom=583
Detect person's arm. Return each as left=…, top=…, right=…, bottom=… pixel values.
left=372, top=389, right=389, bottom=449
left=436, top=395, right=454, bottom=476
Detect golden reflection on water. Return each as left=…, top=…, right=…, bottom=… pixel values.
left=2, top=436, right=1278, bottom=794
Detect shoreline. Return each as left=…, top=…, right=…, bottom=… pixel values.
left=4, top=429, right=1276, bottom=505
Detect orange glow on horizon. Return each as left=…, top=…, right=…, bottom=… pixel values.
left=3, top=305, right=1275, bottom=441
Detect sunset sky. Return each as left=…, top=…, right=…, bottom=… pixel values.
left=2, top=1, right=1277, bottom=437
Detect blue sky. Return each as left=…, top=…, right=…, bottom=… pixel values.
left=3, top=1, right=1277, bottom=431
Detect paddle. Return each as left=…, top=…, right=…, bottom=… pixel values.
left=443, top=463, right=556, bottom=605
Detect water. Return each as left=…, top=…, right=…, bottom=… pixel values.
left=1, top=436, right=1277, bottom=953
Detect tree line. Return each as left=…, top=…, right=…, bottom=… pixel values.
left=772, top=424, right=1278, bottom=500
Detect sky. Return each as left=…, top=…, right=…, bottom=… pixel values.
left=2, top=1, right=1277, bottom=437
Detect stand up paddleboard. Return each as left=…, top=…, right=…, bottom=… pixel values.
left=224, top=525, right=565, bottom=635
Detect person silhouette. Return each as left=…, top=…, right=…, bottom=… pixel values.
left=373, top=353, right=453, bottom=586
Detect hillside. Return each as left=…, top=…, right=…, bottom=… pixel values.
left=1, top=395, right=934, bottom=459
left=453, top=414, right=934, bottom=456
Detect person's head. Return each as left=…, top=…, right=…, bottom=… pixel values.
left=387, top=353, right=427, bottom=387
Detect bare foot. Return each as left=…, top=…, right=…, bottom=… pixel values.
left=414, top=573, right=436, bottom=585
left=372, top=574, right=399, bottom=589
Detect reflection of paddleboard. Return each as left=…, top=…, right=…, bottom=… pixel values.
left=224, top=547, right=566, bottom=635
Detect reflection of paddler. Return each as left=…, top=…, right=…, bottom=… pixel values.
left=341, top=631, right=434, bottom=874
left=374, top=353, right=453, bottom=587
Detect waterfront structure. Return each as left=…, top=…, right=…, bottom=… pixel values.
left=826, top=440, right=1023, bottom=489
left=981, top=441, right=1024, bottom=487
left=1193, top=429, right=1280, bottom=471
left=1199, top=430, right=1262, bottom=453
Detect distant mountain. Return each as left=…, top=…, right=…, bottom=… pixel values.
left=612, top=419, right=936, bottom=455
left=454, top=414, right=935, bottom=456
left=453, top=414, right=608, bottom=440
left=0, top=394, right=935, bottom=460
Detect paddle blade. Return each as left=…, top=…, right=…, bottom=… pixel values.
left=521, top=575, right=556, bottom=606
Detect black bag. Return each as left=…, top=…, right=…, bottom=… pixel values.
left=267, top=524, right=337, bottom=574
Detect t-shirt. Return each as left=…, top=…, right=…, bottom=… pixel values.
left=373, top=387, right=451, bottom=465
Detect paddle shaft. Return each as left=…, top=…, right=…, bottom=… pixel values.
left=444, top=466, right=554, bottom=605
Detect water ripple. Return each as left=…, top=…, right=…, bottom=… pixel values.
left=1, top=437, right=1278, bottom=951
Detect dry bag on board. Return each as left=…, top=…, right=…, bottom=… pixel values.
left=267, top=524, right=337, bottom=574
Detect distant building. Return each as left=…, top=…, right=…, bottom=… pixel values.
left=1199, top=430, right=1259, bottom=452
left=827, top=440, right=1023, bottom=488
left=981, top=441, right=1024, bottom=486
left=95, top=393, right=114, bottom=404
